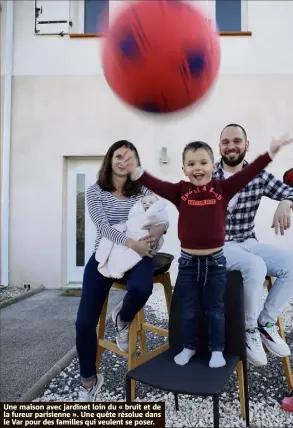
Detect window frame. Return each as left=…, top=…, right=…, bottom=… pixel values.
left=69, top=0, right=251, bottom=38
left=69, top=0, right=109, bottom=37
left=211, top=0, right=250, bottom=35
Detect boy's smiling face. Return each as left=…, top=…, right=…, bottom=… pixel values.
left=183, top=148, right=216, bottom=187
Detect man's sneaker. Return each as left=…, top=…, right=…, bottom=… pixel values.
left=258, top=322, right=291, bottom=357
left=112, top=303, right=129, bottom=352
left=78, top=374, right=104, bottom=402
left=246, top=328, right=267, bottom=366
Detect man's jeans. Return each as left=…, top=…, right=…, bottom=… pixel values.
left=176, top=250, right=227, bottom=352
left=224, top=238, right=293, bottom=329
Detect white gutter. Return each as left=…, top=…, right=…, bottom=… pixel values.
left=1, top=0, right=14, bottom=287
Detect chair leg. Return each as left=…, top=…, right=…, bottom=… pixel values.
left=236, top=360, right=246, bottom=420
left=266, top=278, right=293, bottom=391
left=277, top=316, right=293, bottom=391
left=95, top=295, right=108, bottom=372
left=213, top=394, right=220, bottom=428
left=126, top=375, right=132, bottom=402
left=282, top=355, right=293, bottom=391
left=174, top=393, right=179, bottom=411
left=137, top=309, right=147, bottom=354
left=128, top=316, right=139, bottom=401
left=242, top=359, right=250, bottom=427
left=161, top=272, right=173, bottom=314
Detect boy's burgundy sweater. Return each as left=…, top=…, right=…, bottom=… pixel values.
left=138, top=152, right=272, bottom=249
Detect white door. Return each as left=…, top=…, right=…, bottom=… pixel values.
left=67, top=158, right=102, bottom=284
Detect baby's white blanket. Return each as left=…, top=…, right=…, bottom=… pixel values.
left=95, top=198, right=168, bottom=279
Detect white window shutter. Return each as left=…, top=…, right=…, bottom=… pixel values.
left=34, top=0, right=70, bottom=35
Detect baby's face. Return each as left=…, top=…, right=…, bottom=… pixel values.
left=141, top=194, right=158, bottom=211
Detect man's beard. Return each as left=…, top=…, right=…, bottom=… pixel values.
left=221, top=150, right=246, bottom=167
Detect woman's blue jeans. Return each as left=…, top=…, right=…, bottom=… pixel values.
left=75, top=253, right=154, bottom=382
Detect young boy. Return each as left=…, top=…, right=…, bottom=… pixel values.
left=121, top=135, right=292, bottom=368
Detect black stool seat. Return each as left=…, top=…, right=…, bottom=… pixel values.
left=116, top=252, right=174, bottom=285
left=153, top=252, right=174, bottom=275
left=128, top=349, right=239, bottom=396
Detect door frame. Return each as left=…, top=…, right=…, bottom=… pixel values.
left=65, top=156, right=103, bottom=285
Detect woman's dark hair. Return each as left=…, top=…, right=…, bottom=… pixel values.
left=182, top=141, right=214, bottom=163
left=97, top=140, right=143, bottom=197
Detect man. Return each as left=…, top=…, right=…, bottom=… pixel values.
left=214, top=123, right=293, bottom=366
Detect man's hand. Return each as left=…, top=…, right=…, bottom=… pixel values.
left=269, top=134, right=293, bottom=159
left=271, top=200, right=293, bottom=235
left=140, top=224, right=166, bottom=249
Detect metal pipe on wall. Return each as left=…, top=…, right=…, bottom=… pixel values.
left=1, top=0, right=14, bottom=287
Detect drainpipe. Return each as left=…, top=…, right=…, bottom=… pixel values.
left=1, top=0, right=14, bottom=287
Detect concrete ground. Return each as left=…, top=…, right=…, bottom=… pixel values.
left=0, top=288, right=124, bottom=402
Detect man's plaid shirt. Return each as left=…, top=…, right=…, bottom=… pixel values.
left=213, top=159, right=293, bottom=242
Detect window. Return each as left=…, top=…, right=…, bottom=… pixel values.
left=70, top=0, right=109, bottom=36
left=34, top=0, right=70, bottom=35
left=215, top=0, right=247, bottom=33
left=76, top=174, right=85, bottom=267
left=84, top=0, right=109, bottom=34
left=69, top=0, right=249, bottom=38
left=216, top=0, right=241, bottom=32
left=196, top=0, right=249, bottom=35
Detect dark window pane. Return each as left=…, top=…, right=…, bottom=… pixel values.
left=76, top=174, right=85, bottom=267
left=84, top=0, right=109, bottom=34
left=216, top=0, right=242, bottom=32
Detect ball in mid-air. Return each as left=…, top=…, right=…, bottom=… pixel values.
left=102, top=0, right=221, bottom=113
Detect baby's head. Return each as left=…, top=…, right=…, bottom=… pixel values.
left=182, top=141, right=216, bottom=186
left=141, top=194, right=159, bottom=211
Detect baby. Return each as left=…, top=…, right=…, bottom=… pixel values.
left=127, top=194, right=164, bottom=255
left=141, top=194, right=159, bottom=210
left=95, top=193, right=168, bottom=278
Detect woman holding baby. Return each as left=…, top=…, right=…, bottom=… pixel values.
left=75, top=140, right=168, bottom=402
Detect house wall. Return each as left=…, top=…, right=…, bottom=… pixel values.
left=8, top=0, right=293, bottom=287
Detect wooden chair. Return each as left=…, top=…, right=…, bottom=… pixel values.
left=126, top=271, right=250, bottom=428
left=264, top=276, right=293, bottom=391
left=125, top=272, right=293, bottom=426
left=96, top=253, right=174, bottom=400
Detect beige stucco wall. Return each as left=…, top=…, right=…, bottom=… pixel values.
left=5, top=0, right=293, bottom=287
left=9, top=75, right=293, bottom=288
left=12, top=1, right=293, bottom=76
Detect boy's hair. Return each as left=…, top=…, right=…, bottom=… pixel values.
left=182, top=141, right=214, bottom=163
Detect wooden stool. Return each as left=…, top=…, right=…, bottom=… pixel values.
left=95, top=267, right=173, bottom=400
left=264, top=276, right=293, bottom=391
left=238, top=276, right=293, bottom=420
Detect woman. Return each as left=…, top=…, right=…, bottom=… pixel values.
left=75, top=140, right=168, bottom=401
